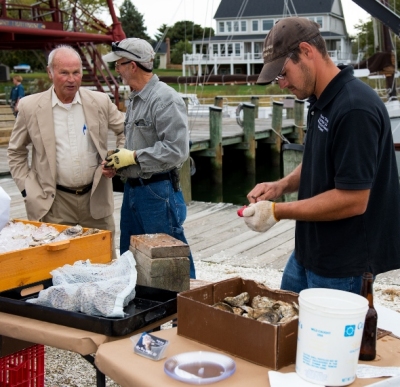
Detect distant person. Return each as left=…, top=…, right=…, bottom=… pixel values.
left=7, top=45, right=125, bottom=259
left=10, top=75, right=24, bottom=117
left=242, top=17, right=400, bottom=295
left=102, top=37, right=196, bottom=278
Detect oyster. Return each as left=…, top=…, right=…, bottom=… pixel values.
left=251, top=295, right=275, bottom=309
left=257, top=310, right=280, bottom=324
left=232, top=307, right=244, bottom=315
left=224, top=292, right=250, bottom=307
left=81, top=228, right=100, bottom=236
left=213, top=302, right=234, bottom=313
left=62, top=224, right=83, bottom=237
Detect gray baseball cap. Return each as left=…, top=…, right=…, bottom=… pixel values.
left=257, top=17, right=321, bottom=84
left=102, top=38, right=155, bottom=70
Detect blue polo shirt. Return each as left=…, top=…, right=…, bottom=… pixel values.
left=295, top=66, right=400, bottom=277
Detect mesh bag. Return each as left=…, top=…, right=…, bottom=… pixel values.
left=27, top=251, right=137, bottom=317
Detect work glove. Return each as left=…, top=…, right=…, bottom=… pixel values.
left=242, top=201, right=279, bottom=233
left=105, top=148, right=136, bottom=170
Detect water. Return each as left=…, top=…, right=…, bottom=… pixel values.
left=191, top=143, right=281, bottom=205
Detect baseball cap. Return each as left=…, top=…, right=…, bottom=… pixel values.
left=102, top=38, right=155, bottom=70
left=257, top=17, right=321, bottom=84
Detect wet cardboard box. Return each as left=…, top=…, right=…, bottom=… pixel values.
left=177, top=277, right=299, bottom=370
left=0, top=219, right=112, bottom=292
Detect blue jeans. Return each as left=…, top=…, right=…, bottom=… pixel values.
left=280, top=251, right=362, bottom=295
left=120, top=179, right=196, bottom=279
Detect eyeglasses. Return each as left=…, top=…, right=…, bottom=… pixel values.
left=112, top=42, right=141, bottom=59
left=275, top=52, right=293, bottom=82
left=115, top=60, right=132, bottom=70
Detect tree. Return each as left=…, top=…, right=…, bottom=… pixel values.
left=119, top=0, right=150, bottom=41
left=154, top=20, right=214, bottom=64
left=170, top=40, right=192, bottom=64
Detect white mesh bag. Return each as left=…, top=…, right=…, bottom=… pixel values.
left=27, top=250, right=137, bottom=318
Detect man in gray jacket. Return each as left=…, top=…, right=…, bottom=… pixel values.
left=8, top=45, right=125, bottom=258
left=103, top=38, right=196, bottom=278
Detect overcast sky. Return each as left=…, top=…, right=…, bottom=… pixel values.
left=107, top=0, right=371, bottom=38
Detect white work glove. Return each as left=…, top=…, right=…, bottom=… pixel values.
left=105, top=148, right=136, bottom=170
left=242, top=201, right=279, bottom=233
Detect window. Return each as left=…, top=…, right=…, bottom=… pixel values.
left=213, top=44, right=218, bottom=55
left=252, top=20, right=259, bottom=31
left=235, top=43, right=241, bottom=56
left=221, top=44, right=226, bottom=56
left=234, top=21, right=239, bottom=32
left=227, top=43, right=233, bottom=56
left=227, top=21, right=232, bottom=32
left=241, top=20, right=247, bottom=32
left=219, top=21, right=224, bottom=33
left=316, top=16, right=323, bottom=28
left=262, top=19, right=274, bottom=31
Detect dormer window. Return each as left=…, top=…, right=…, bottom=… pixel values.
left=241, top=20, right=247, bottom=32
left=227, top=21, right=232, bottom=32
left=262, top=19, right=274, bottom=31
left=252, top=20, right=259, bottom=31
left=234, top=21, right=239, bottom=32
left=219, top=21, right=225, bottom=33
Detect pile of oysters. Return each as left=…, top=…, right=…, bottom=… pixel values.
left=213, top=291, right=298, bottom=325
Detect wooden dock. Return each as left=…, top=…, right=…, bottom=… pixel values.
left=0, top=173, right=295, bottom=271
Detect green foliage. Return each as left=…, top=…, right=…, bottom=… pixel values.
left=119, top=0, right=150, bottom=41
left=0, top=50, right=47, bottom=72
left=170, top=40, right=192, bottom=64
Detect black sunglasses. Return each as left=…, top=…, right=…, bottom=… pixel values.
left=112, top=42, right=141, bottom=59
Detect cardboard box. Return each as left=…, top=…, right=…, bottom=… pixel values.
left=177, top=277, right=299, bottom=370
left=0, top=219, right=112, bottom=291
left=130, top=234, right=190, bottom=292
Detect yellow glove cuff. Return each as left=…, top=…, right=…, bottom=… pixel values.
left=272, top=202, right=280, bottom=222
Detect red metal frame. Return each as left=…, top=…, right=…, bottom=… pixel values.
left=0, top=0, right=125, bottom=105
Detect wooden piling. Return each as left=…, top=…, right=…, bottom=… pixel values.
left=214, top=96, right=224, bottom=108
left=294, top=99, right=305, bottom=144
left=282, top=143, right=304, bottom=202
left=243, top=103, right=256, bottom=175
left=271, top=101, right=283, bottom=166
left=180, top=156, right=192, bottom=204
left=250, top=96, right=259, bottom=118
left=209, top=106, right=223, bottom=185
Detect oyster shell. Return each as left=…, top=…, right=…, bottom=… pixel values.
left=257, top=310, right=280, bottom=324
left=81, top=228, right=100, bottom=236
left=62, top=224, right=83, bottom=237
left=224, top=292, right=250, bottom=307
left=213, top=302, right=234, bottom=313
left=251, top=295, right=275, bottom=309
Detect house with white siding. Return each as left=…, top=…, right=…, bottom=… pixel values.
left=182, top=0, right=354, bottom=76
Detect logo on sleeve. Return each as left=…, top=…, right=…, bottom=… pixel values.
left=318, top=114, right=329, bottom=132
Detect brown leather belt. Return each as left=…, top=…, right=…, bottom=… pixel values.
left=56, top=183, right=93, bottom=195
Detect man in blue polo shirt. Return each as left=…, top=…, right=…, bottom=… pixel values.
left=242, top=17, right=400, bottom=295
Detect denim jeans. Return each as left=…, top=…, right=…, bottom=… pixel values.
left=120, top=179, right=196, bottom=279
left=280, top=251, right=363, bottom=295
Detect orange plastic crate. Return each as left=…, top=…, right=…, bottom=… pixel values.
left=0, top=345, right=44, bottom=387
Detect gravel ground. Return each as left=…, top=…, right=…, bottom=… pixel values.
left=44, top=261, right=400, bottom=387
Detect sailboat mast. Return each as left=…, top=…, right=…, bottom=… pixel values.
left=381, top=0, right=396, bottom=98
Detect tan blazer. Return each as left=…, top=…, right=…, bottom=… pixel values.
left=7, top=87, right=125, bottom=221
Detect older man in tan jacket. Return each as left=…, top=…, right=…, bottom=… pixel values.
left=8, top=45, right=125, bottom=257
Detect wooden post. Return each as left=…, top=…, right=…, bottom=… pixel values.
left=180, top=156, right=192, bottom=204
left=294, top=99, right=305, bottom=144
left=250, top=96, right=259, bottom=118
left=282, top=143, right=304, bottom=202
left=243, top=103, right=256, bottom=175
left=285, top=96, right=295, bottom=119
left=271, top=101, right=283, bottom=167
left=209, top=106, right=223, bottom=186
left=214, top=96, right=224, bottom=108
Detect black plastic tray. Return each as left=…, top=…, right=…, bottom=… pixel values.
left=0, top=279, right=177, bottom=336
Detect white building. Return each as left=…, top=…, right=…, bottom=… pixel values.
left=183, top=0, right=355, bottom=76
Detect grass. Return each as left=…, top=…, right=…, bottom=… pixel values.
left=0, top=69, right=389, bottom=101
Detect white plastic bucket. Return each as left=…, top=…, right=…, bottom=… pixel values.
left=296, top=288, right=368, bottom=386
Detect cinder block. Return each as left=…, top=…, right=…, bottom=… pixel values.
left=132, top=249, right=190, bottom=292
left=130, top=233, right=190, bottom=258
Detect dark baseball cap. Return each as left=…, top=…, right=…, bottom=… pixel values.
left=257, top=17, right=321, bottom=84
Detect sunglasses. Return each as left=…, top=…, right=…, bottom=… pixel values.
left=275, top=52, right=294, bottom=82
left=112, top=42, right=141, bottom=59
